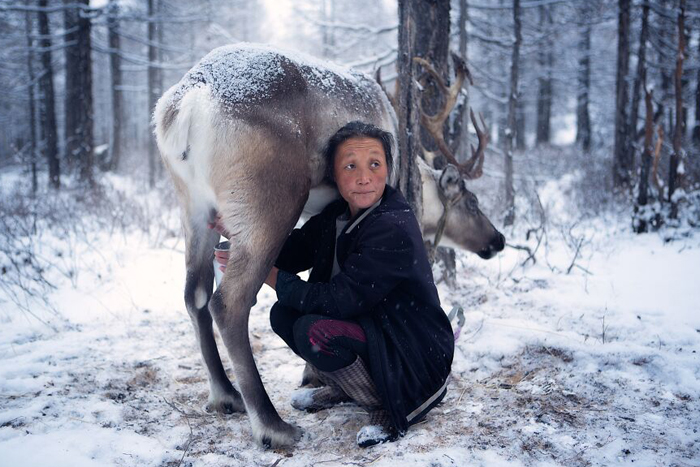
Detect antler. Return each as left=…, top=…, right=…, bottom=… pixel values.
left=413, top=53, right=488, bottom=180
left=375, top=68, right=399, bottom=115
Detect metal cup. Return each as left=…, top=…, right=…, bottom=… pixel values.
left=213, top=241, right=230, bottom=288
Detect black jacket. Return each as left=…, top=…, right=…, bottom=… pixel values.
left=274, top=185, right=454, bottom=433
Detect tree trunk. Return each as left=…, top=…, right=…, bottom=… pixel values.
left=504, top=0, right=521, bottom=227
left=576, top=9, right=592, bottom=151
left=155, top=0, right=164, bottom=180
left=693, top=25, right=700, bottom=147
left=459, top=0, right=468, bottom=60
left=397, top=0, right=450, bottom=224
left=108, top=0, right=123, bottom=172
left=25, top=3, right=37, bottom=194
left=321, top=0, right=336, bottom=59
left=658, top=0, right=672, bottom=144
left=668, top=0, right=686, bottom=219
left=628, top=1, right=649, bottom=170
left=64, top=0, right=78, bottom=167
left=516, top=98, right=525, bottom=150
left=536, top=5, right=553, bottom=145
left=37, top=0, right=59, bottom=189
left=613, top=0, right=631, bottom=189
left=634, top=88, right=654, bottom=234
left=449, top=0, right=469, bottom=160
left=64, top=0, right=94, bottom=185
left=147, top=0, right=158, bottom=188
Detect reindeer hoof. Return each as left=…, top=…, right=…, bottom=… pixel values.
left=254, top=420, right=303, bottom=449
left=205, top=392, right=245, bottom=414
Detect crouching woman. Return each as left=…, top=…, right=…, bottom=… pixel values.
left=265, top=121, right=454, bottom=447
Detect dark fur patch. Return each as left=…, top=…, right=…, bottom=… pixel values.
left=162, top=105, right=179, bottom=134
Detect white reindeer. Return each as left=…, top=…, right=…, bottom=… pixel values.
left=154, top=43, right=503, bottom=448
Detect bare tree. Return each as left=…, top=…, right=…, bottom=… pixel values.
left=24, top=1, right=38, bottom=193
left=535, top=5, right=552, bottom=145
left=668, top=0, right=686, bottom=219
left=397, top=0, right=450, bottom=223
left=63, top=0, right=94, bottom=185
left=107, top=0, right=123, bottom=172
left=449, top=0, right=470, bottom=160
left=576, top=6, right=592, bottom=152
left=614, top=0, right=632, bottom=189
left=504, top=0, right=521, bottom=227
left=694, top=24, right=700, bottom=148
left=37, top=0, right=60, bottom=189
left=628, top=0, right=650, bottom=163
left=634, top=87, right=656, bottom=233
left=147, top=0, right=160, bottom=188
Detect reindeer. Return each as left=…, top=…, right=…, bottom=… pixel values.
left=154, top=43, right=503, bottom=448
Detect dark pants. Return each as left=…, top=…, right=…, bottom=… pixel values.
left=269, top=302, right=369, bottom=372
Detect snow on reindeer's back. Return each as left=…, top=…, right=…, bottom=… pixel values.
left=168, top=43, right=377, bottom=113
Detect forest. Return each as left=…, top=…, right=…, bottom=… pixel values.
left=0, top=1, right=698, bottom=466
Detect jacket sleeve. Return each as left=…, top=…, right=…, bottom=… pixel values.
left=274, top=213, right=324, bottom=274
left=275, top=217, right=414, bottom=319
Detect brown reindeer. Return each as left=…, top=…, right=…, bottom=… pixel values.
left=154, top=43, right=503, bottom=448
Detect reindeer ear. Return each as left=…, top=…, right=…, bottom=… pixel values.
left=439, top=164, right=462, bottom=200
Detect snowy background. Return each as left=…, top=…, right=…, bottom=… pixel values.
left=1, top=0, right=700, bottom=465
left=1, top=155, right=698, bottom=466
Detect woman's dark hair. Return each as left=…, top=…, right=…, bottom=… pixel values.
left=323, top=121, right=394, bottom=184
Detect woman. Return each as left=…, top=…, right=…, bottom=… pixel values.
left=216, top=121, right=454, bottom=447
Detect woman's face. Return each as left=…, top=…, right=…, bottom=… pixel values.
left=333, top=137, right=388, bottom=217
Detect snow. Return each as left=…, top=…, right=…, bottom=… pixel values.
left=0, top=171, right=699, bottom=467
left=290, top=388, right=316, bottom=410
left=167, top=43, right=374, bottom=113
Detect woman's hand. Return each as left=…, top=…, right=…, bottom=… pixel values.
left=215, top=249, right=277, bottom=290
left=214, top=249, right=228, bottom=272
left=265, top=266, right=279, bottom=289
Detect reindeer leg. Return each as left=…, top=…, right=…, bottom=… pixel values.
left=208, top=140, right=310, bottom=448
left=183, top=216, right=245, bottom=414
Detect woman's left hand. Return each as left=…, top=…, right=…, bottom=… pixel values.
left=265, top=266, right=279, bottom=289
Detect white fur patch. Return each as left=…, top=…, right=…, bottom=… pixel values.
left=304, top=185, right=340, bottom=217
left=155, top=87, right=219, bottom=218
left=418, top=158, right=444, bottom=231
left=194, top=285, right=208, bottom=309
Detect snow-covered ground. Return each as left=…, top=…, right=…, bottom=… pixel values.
left=1, top=172, right=699, bottom=467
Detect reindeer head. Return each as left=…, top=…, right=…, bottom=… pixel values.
left=420, top=160, right=505, bottom=259
left=414, top=53, right=505, bottom=259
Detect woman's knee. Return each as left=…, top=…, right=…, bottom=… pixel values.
left=292, top=314, right=320, bottom=345
left=269, top=302, right=298, bottom=339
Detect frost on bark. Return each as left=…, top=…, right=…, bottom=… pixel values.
left=397, top=0, right=450, bottom=225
